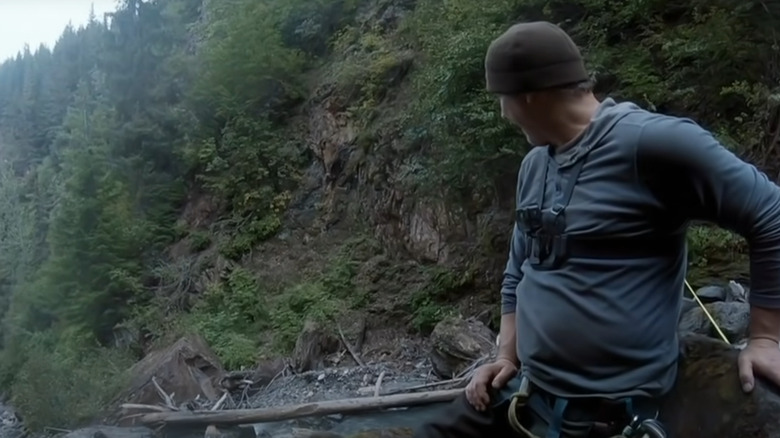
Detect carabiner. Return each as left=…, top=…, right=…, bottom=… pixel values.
left=619, top=416, right=667, bottom=438
left=635, top=419, right=667, bottom=438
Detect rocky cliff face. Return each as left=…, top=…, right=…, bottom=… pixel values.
left=288, top=0, right=511, bottom=300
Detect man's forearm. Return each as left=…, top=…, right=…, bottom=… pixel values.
left=497, top=313, right=519, bottom=365
left=750, top=305, right=780, bottom=343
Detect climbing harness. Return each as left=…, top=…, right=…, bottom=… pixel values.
left=506, top=376, right=535, bottom=436
left=507, top=141, right=728, bottom=438
left=506, top=376, right=668, bottom=438
left=614, top=416, right=668, bottom=438
left=517, top=149, right=683, bottom=272
left=518, top=150, right=586, bottom=271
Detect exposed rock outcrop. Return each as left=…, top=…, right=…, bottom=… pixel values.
left=428, top=316, right=495, bottom=379
left=292, top=320, right=341, bottom=373
left=117, top=334, right=224, bottom=425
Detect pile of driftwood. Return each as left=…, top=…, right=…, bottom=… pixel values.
left=119, top=316, right=499, bottom=428
left=119, top=356, right=490, bottom=428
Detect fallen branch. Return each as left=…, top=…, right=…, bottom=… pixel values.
left=211, top=392, right=229, bottom=411
left=121, top=403, right=174, bottom=413
left=455, top=353, right=492, bottom=380
left=373, top=371, right=386, bottom=397
left=136, top=388, right=463, bottom=426
left=152, top=376, right=178, bottom=410
left=379, top=376, right=468, bottom=396
left=337, top=325, right=366, bottom=368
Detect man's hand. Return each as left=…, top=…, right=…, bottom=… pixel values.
left=465, top=358, right=518, bottom=412
left=738, top=337, right=780, bottom=392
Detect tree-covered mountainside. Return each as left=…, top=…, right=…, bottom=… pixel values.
left=0, top=0, right=776, bottom=430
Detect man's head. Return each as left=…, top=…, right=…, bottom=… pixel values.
left=485, top=21, right=595, bottom=146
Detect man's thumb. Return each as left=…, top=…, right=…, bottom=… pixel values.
left=738, top=354, right=755, bottom=392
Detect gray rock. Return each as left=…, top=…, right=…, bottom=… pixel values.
left=695, top=285, right=726, bottom=302
left=726, top=280, right=747, bottom=302
left=678, top=301, right=749, bottom=343
left=429, top=317, right=495, bottom=379
left=292, top=320, right=340, bottom=372
left=709, top=301, right=750, bottom=342
left=679, top=297, right=697, bottom=318
left=678, top=306, right=710, bottom=336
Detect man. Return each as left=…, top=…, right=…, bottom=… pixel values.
left=413, top=21, right=780, bottom=438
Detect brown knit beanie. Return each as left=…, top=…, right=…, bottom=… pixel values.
left=485, top=21, right=589, bottom=94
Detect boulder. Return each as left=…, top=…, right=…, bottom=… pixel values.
left=694, top=285, right=726, bottom=302
left=726, top=280, right=748, bottom=302
left=292, top=320, right=341, bottom=373
left=660, top=334, right=780, bottom=437
left=220, top=358, right=288, bottom=392
left=679, top=297, right=697, bottom=316
left=429, top=316, right=495, bottom=379
left=116, top=334, right=224, bottom=425
left=678, top=301, right=750, bottom=343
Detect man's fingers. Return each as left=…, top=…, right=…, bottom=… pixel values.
left=465, top=384, right=474, bottom=402
left=465, top=382, right=478, bottom=406
left=466, top=374, right=490, bottom=411
left=474, top=384, right=489, bottom=411
left=492, top=366, right=515, bottom=388
left=465, top=385, right=486, bottom=411
left=738, top=352, right=755, bottom=392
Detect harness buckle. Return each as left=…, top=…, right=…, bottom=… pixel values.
left=620, top=416, right=667, bottom=438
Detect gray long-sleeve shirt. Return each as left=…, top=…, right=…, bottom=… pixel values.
left=502, top=98, right=780, bottom=399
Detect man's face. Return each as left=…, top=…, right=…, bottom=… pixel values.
left=499, top=94, right=542, bottom=145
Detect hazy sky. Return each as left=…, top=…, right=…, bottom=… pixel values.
left=0, top=0, right=120, bottom=62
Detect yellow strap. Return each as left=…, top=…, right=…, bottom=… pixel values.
left=507, top=393, right=543, bottom=438
left=684, top=279, right=730, bottom=344
left=507, top=377, right=544, bottom=438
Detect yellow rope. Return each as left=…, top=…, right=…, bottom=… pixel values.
left=684, top=279, right=730, bottom=344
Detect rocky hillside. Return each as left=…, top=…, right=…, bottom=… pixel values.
left=0, top=0, right=777, bottom=431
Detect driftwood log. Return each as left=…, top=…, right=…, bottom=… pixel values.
left=134, top=388, right=462, bottom=426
